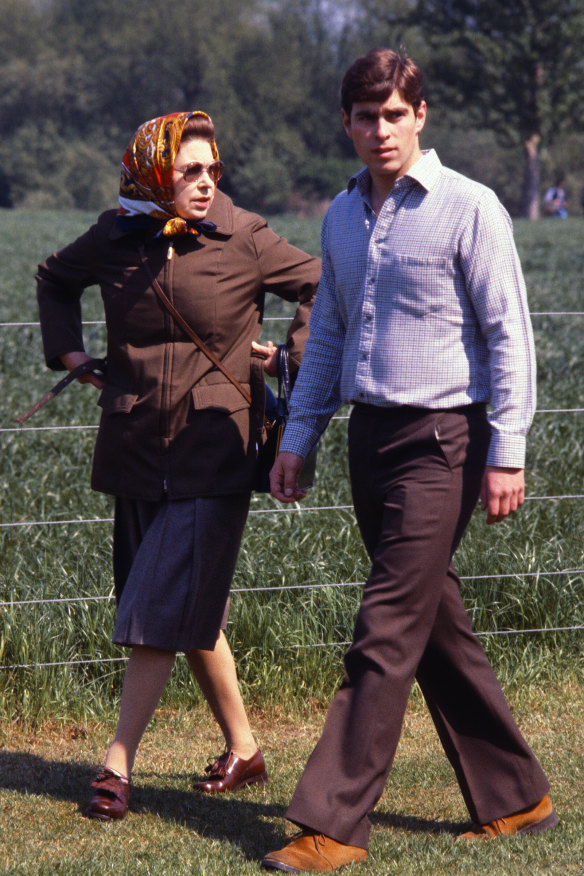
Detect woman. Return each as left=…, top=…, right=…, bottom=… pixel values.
left=36, top=111, right=320, bottom=820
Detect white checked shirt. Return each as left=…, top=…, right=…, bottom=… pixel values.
left=281, top=150, right=536, bottom=468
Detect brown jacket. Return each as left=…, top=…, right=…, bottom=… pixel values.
left=37, top=191, right=320, bottom=499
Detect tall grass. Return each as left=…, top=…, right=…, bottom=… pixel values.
left=0, top=209, right=583, bottom=722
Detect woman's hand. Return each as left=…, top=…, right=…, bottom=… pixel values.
left=251, top=340, right=277, bottom=377
left=60, top=351, right=106, bottom=390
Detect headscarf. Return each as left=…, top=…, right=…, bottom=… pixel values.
left=117, top=111, right=220, bottom=237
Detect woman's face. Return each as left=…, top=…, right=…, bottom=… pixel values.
left=173, top=138, right=217, bottom=221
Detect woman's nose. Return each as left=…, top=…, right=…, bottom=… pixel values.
left=197, top=172, right=214, bottom=189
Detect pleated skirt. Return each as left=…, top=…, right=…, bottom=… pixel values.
left=111, top=493, right=250, bottom=652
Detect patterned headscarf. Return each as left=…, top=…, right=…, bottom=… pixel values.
left=118, top=111, right=219, bottom=236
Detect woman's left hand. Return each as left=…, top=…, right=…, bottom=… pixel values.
left=61, top=351, right=106, bottom=390
left=251, top=340, right=278, bottom=377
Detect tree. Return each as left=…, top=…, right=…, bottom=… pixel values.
left=217, top=0, right=358, bottom=210
left=7, top=0, right=582, bottom=214
left=0, top=0, right=268, bottom=208
left=411, top=0, right=584, bottom=218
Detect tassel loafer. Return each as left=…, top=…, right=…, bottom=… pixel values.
left=86, top=766, right=130, bottom=821
left=193, top=748, right=268, bottom=793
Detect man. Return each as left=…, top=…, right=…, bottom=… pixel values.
left=262, top=49, right=555, bottom=873
left=543, top=176, right=568, bottom=218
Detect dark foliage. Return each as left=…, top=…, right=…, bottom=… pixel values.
left=1, top=0, right=583, bottom=215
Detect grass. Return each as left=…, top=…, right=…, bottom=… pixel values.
left=1, top=211, right=583, bottom=721
left=0, top=209, right=583, bottom=872
left=0, top=680, right=581, bottom=875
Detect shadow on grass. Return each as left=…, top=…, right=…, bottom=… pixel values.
left=371, top=811, right=468, bottom=836
left=0, top=750, right=469, bottom=859
left=0, top=750, right=286, bottom=860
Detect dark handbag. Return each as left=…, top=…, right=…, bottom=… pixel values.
left=253, top=344, right=318, bottom=492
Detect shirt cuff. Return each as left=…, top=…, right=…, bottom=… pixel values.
left=486, top=429, right=526, bottom=469
left=279, top=419, right=320, bottom=460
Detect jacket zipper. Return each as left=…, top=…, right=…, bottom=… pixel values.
left=160, top=242, right=175, bottom=493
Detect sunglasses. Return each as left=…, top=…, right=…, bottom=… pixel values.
left=173, top=159, right=225, bottom=184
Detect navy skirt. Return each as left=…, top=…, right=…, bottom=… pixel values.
left=112, top=494, right=250, bottom=652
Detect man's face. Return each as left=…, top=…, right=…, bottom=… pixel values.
left=342, top=91, right=426, bottom=186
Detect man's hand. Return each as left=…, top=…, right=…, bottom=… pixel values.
left=270, top=451, right=308, bottom=503
left=60, top=351, right=106, bottom=390
left=480, top=466, right=525, bottom=525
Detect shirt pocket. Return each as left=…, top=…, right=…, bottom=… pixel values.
left=378, top=254, right=457, bottom=319
left=97, top=385, right=139, bottom=415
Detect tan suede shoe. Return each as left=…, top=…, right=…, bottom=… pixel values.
left=457, top=794, right=558, bottom=840
left=261, top=830, right=367, bottom=872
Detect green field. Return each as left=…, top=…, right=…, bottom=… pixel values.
left=1, top=209, right=583, bottom=717
left=0, top=209, right=583, bottom=874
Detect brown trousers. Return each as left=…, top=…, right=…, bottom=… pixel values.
left=286, top=404, right=550, bottom=849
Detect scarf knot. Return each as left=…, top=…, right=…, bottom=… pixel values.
left=161, top=218, right=218, bottom=237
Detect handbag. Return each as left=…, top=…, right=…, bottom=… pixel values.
left=253, top=344, right=318, bottom=492
left=137, top=245, right=317, bottom=492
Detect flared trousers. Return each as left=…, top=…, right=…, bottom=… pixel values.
left=286, top=404, right=550, bottom=849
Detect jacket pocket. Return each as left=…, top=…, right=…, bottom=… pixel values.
left=97, top=385, right=139, bottom=415
left=192, top=381, right=250, bottom=414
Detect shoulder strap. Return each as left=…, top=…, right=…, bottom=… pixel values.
left=137, top=244, right=252, bottom=406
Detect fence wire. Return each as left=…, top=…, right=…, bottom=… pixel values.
left=1, top=313, right=583, bottom=672
left=2, top=568, right=584, bottom=608
left=1, top=492, right=584, bottom=533
left=2, top=312, right=583, bottom=328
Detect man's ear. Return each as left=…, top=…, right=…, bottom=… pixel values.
left=415, top=101, right=427, bottom=135
left=341, top=109, right=352, bottom=140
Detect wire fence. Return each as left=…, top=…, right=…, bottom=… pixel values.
left=1, top=313, right=583, bottom=672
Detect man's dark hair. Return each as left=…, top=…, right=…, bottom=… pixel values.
left=341, top=48, right=424, bottom=116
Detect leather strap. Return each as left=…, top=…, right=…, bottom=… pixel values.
left=138, top=244, right=253, bottom=407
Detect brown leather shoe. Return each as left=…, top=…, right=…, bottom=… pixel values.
left=86, top=767, right=130, bottom=821
left=457, top=794, right=558, bottom=840
left=193, top=749, right=268, bottom=793
left=261, top=830, right=367, bottom=872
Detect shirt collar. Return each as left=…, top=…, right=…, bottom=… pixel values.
left=404, top=149, right=441, bottom=191
left=347, top=149, right=442, bottom=200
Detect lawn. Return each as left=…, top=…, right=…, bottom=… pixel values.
left=0, top=209, right=583, bottom=874
left=0, top=680, right=581, bottom=875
